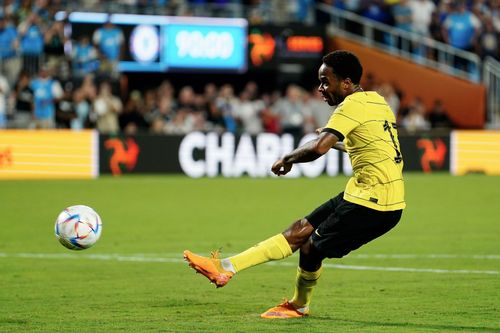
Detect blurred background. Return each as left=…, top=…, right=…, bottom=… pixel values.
left=1, top=3, right=499, bottom=331
left=0, top=0, right=499, bottom=178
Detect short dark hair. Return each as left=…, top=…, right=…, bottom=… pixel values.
left=322, top=50, right=363, bottom=84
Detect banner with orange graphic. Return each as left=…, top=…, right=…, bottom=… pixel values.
left=397, top=134, right=450, bottom=173
left=98, top=133, right=453, bottom=176
left=0, top=130, right=98, bottom=179
left=99, top=134, right=183, bottom=175
left=248, top=25, right=324, bottom=70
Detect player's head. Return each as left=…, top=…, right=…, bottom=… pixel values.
left=318, top=50, right=363, bottom=106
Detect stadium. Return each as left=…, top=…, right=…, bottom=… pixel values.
left=0, top=0, right=499, bottom=332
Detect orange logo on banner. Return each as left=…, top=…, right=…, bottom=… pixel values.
left=0, top=148, right=13, bottom=167
left=417, top=138, right=447, bottom=173
left=286, top=36, right=323, bottom=53
left=248, top=33, right=275, bottom=66
left=104, top=138, right=140, bottom=176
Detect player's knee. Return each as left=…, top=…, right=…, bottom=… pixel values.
left=282, top=218, right=314, bottom=251
left=299, top=239, right=324, bottom=271
left=299, top=237, right=314, bottom=255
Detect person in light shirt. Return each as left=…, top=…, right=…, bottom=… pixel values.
left=93, top=81, right=122, bottom=134
left=30, top=66, right=63, bottom=129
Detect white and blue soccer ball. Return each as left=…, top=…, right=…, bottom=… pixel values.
left=55, top=205, right=102, bottom=250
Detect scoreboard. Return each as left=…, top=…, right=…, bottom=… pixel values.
left=57, top=12, right=247, bottom=73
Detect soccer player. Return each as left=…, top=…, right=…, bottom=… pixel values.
left=184, top=50, right=405, bottom=319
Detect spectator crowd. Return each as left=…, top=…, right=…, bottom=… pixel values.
left=0, top=0, right=484, bottom=134
left=317, top=0, right=499, bottom=62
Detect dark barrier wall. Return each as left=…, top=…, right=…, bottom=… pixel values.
left=100, top=132, right=450, bottom=176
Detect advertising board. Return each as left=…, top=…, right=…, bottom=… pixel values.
left=0, top=130, right=98, bottom=179
left=451, top=131, right=500, bottom=175
left=99, top=132, right=450, bottom=176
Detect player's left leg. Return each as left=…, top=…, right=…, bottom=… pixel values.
left=261, top=238, right=325, bottom=319
left=261, top=198, right=403, bottom=318
left=292, top=238, right=325, bottom=309
left=261, top=195, right=343, bottom=317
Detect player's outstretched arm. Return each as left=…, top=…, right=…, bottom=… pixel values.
left=315, top=127, right=346, bottom=152
left=271, top=132, right=339, bottom=176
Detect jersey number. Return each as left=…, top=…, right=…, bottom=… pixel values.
left=383, top=121, right=402, bottom=164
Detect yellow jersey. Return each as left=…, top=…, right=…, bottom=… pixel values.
left=323, top=91, right=406, bottom=211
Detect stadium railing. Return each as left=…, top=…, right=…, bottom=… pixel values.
left=315, top=2, right=482, bottom=84
left=483, top=57, right=500, bottom=128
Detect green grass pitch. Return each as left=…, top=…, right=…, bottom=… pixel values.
left=0, top=174, right=499, bottom=332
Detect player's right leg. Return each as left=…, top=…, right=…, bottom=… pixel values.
left=184, top=232, right=295, bottom=287
left=184, top=219, right=315, bottom=287
left=183, top=193, right=342, bottom=288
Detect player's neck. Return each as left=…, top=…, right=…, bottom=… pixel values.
left=352, top=85, right=364, bottom=93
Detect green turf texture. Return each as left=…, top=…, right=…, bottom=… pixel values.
left=0, top=174, right=499, bottom=332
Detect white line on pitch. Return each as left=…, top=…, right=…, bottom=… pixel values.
left=61, top=252, right=499, bottom=260
left=0, top=252, right=498, bottom=275
left=351, top=254, right=500, bottom=260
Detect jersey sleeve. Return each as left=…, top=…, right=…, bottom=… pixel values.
left=321, top=99, right=363, bottom=141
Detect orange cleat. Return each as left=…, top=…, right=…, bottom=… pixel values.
left=260, top=300, right=309, bottom=319
left=183, top=249, right=234, bottom=288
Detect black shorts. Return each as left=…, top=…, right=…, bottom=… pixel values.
left=306, top=192, right=403, bottom=259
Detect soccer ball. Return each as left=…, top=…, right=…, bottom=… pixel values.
left=55, top=205, right=103, bottom=250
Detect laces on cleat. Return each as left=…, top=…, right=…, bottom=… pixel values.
left=183, top=249, right=234, bottom=288
left=210, top=248, right=222, bottom=259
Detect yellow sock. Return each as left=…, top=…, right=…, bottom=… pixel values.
left=291, top=267, right=322, bottom=308
left=228, top=234, right=292, bottom=272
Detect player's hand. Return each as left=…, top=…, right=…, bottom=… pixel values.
left=271, top=158, right=292, bottom=176
left=315, top=127, right=324, bottom=135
